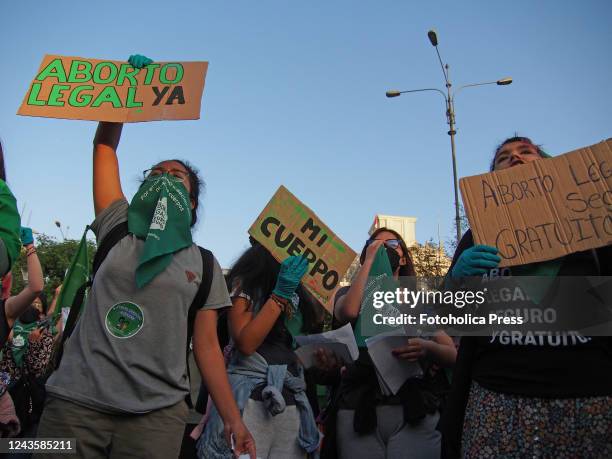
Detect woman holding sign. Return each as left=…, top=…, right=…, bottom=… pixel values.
left=197, top=238, right=322, bottom=459
left=37, top=56, right=255, bottom=459
left=441, top=136, right=612, bottom=458
left=331, top=228, right=456, bottom=459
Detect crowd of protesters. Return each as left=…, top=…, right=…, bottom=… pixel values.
left=0, top=55, right=609, bottom=459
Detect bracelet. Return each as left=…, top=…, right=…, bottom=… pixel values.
left=26, top=247, right=37, bottom=257
left=269, top=294, right=288, bottom=313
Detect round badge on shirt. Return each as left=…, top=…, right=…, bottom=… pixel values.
left=105, top=302, right=145, bottom=339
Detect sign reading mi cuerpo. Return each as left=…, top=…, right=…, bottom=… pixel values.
left=249, top=186, right=357, bottom=312
left=460, top=139, right=612, bottom=267
left=18, top=55, right=208, bottom=122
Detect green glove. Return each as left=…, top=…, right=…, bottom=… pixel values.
left=128, top=54, right=153, bottom=69
left=20, top=227, right=34, bottom=246
left=272, top=256, right=309, bottom=299
left=451, top=244, right=501, bottom=277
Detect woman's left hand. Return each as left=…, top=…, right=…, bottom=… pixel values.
left=392, top=338, right=430, bottom=361
left=224, top=419, right=256, bottom=458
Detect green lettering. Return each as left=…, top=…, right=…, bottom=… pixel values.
left=143, top=63, right=160, bottom=85
left=93, top=62, right=118, bottom=84
left=91, top=86, right=122, bottom=108
left=47, top=84, right=70, bottom=106
left=68, top=85, right=94, bottom=107
left=27, top=83, right=46, bottom=106
left=125, top=87, right=143, bottom=108
left=36, top=58, right=67, bottom=82
left=117, top=64, right=140, bottom=86
left=67, top=60, right=92, bottom=83
left=159, top=63, right=184, bottom=84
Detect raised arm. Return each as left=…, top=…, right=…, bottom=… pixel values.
left=229, top=295, right=283, bottom=356
left=5, top=227, right=44, bottom=328
left=334, top=239, right=383, bottom=323
left=93, top=122, right=125, bottom=215
left=229, top=256, right=308, bottom=355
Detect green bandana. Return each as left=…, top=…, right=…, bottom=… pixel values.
left=512, top=258, right=563, bottom=304
left=355, top=246, right=400, bottom=346
left=11, top=320, right=38, bottom=368
left=0, top=179, right=21, bottom=270
left=128, top=174, right=193, bottom=288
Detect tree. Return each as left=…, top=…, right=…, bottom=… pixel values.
left=445, top=204, right=470, bottom=256
left=10, top=233, right=96, bottom=302
left=409, top=239, right=452, bottom=279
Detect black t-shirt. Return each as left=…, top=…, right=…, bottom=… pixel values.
left=451, top=230, right=612, bottom=397
left=233, top=290, right=299, bottom=404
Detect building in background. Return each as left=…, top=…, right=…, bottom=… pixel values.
left=369, top=214, right=417, bottom=247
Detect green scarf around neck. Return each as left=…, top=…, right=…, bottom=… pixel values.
left=127, top=174, right=193, bottom=288
left=512, top=258, right=563, bottom=304
left=0, top=179, right=21, bottom=271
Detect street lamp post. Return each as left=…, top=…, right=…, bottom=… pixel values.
left=386, top=29, right=512, bottom=244
left=55, top=220, right=68, bottom=241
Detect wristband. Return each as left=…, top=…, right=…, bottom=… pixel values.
left=269, top=294, right=288, bottom=313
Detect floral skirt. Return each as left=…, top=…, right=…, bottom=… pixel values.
left=461, top=381, right=612, bottom=458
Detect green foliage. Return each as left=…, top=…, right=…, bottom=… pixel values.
left=409, top=239, right=452, bottom=278
left=10, top=233, right=96, bottom=301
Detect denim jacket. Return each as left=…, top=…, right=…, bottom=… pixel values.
left=196, top=350, right=321, bottom=458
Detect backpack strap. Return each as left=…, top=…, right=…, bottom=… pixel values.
left=185, top=246, right=215, bottom=407
left=92, top=222, right=130, bottom=278
left=55, top=221, right=130, bottom=370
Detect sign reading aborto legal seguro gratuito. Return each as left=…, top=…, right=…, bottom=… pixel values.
left=17, top=55, right=208, bottom=122
left=460, top=139, right=612, bottom=267
left=248, top=186, right=357, bottom=313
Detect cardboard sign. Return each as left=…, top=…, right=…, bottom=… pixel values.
left=17, top=55, right=208, bottom=122
left=249, top=186, right=357, bottom=312
left=460, top=139, right=612, bottom=267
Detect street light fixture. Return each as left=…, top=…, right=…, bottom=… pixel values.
left=55, top=220, right=68, bottom=241
left=386, top=30, right=512, bottom=244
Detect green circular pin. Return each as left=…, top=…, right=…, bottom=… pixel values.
left=105, top=301, right=145, bottom=339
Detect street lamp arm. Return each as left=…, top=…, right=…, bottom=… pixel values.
left=388, top=88, right=447, bottom=102
left=452, top=79, right=512, bottom=101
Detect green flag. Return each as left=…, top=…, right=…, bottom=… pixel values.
left=54, top=226, right=90, bottom=321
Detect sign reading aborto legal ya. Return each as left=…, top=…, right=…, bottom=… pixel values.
left=18, top=55, right=208, bottom=122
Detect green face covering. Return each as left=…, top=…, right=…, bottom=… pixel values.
left=11, top=320, right=38, bottom=368
left=0, top=179, right=21, bottom=272
left=128, top=174, right=193, bottom=288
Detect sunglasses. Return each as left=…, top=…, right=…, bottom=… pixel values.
left=365, top=238, right=401, bottom=250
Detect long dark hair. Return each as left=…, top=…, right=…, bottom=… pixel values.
left=169, top=159, right=202, bottom=226
left=0, top=140, right=6, bottom=182
left=490, top=136, right=548, bottom=171
left=227, top=238, right=321, bottom=333
left=359, top=227, right=416, bottom=276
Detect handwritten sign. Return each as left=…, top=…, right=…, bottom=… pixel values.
left=460, top=139, right=612, bottom=267
left=18, top=55, right=208, bottom=122
left=249, top=186, right=357, bottom=312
